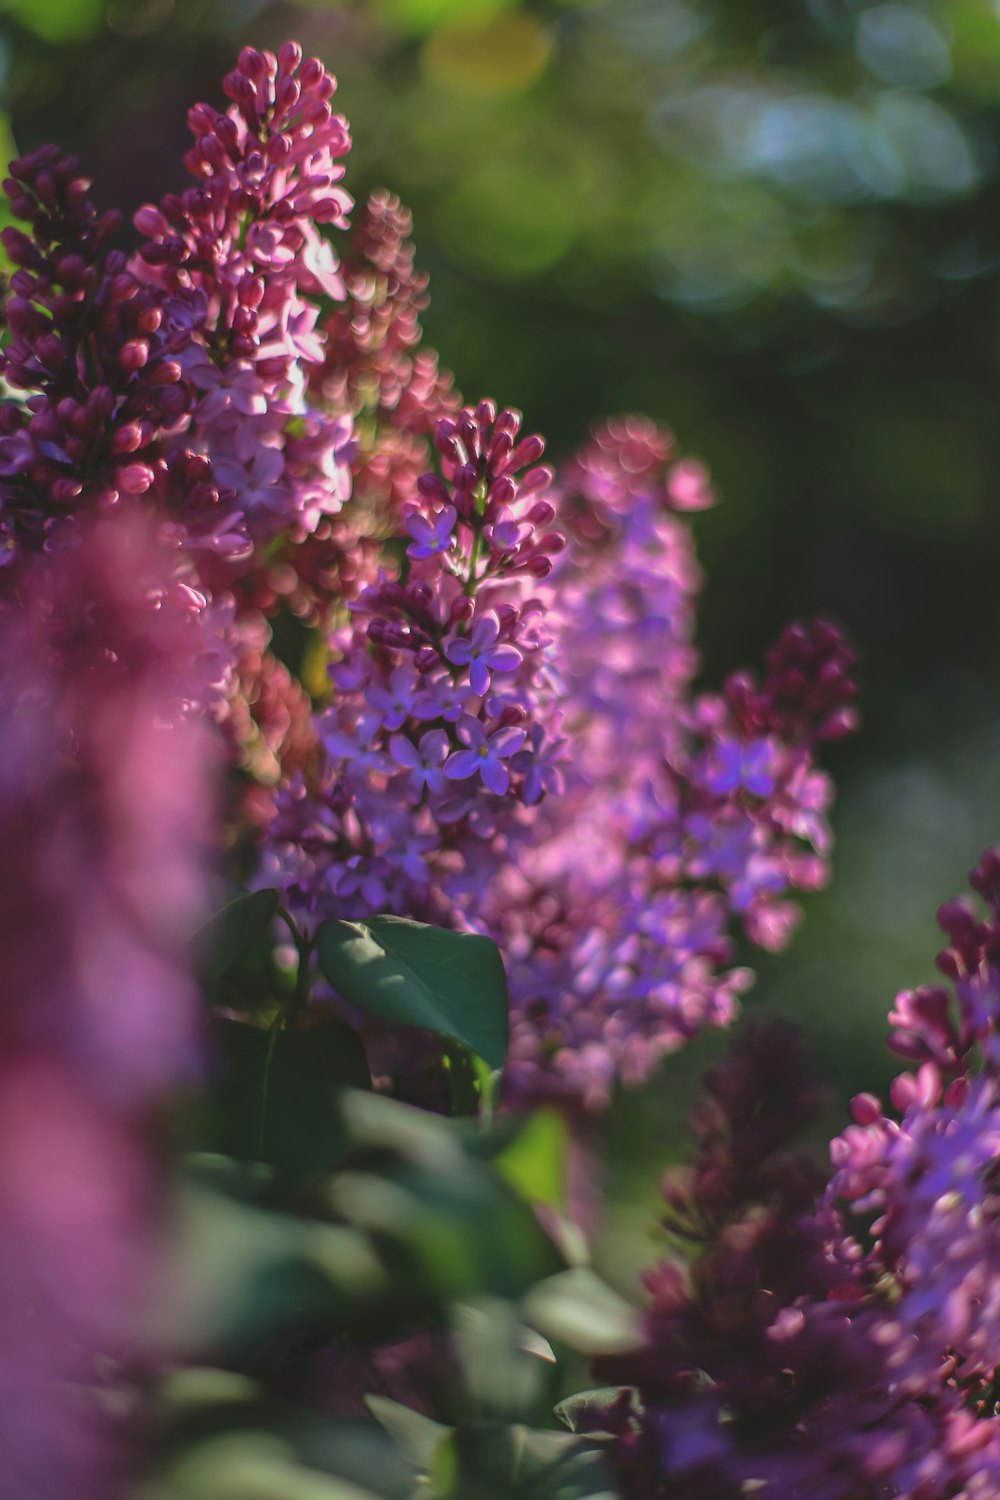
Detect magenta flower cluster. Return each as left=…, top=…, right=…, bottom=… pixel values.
left=591, top=852, right=1000, bottom=1498
left=0, top=522, right=212, bottom=1500
left=262, top=398, right=567, bottom=922
left=0, top=42, right=355, bottom=730
left=259, top=265, right=857, bottom=1106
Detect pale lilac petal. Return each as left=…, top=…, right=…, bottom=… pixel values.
left=455, top=715, right=486, bottom=749
left=471, top=610, right=500, bottom=649
left=488, top=726, right=526, bottom=759
left=418, top=729, right=449, bottom=764
left=445, top=638, right=474, bottom=667
left=481, top=756, right=510, bottom=796
left=444, top=749, right=481, bottom=780
left=484, top=643, right=522, bottom=674
left=389, top=734, right=420, bottom=770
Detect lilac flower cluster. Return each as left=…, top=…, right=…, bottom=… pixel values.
left=135, top=42, right=354, bottom=556
left=829, top=847, right=1000, bottom=1402
left=247, top=189, right=459, bottom=630
left=592, top=1020, right=1000, bottom=1499
left=260, top=390, right=856, bottom=1108
left=0, top=146, right=188, bottom=558
left=479, top=420, right=858, bottom=1106
left=0, top=520, right=211, bottom=1500
left=317, top=188, right=457, bottom=519
left=263, top=399, right=567, bottom=922
left=0, top=45, right=353, bottom=581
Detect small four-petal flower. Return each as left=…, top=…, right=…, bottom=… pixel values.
left=445, top=610, right=523, bottom=696
left=405, top=505, right=456, bottom=559
left=443, top=715, right=526, bottom=796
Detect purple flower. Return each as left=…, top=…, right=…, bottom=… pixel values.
left=443, top=715, right=525, bottom=796
left=188, top=357, right=270, bottom=422
left=333, top=854, right=388, bottom=910
left=390, top=728, right=449, bottom=800
left=703, top=736, right=779, bottom=797
left=0, top=519, right=211, bottom=1497
left=366, top=663, right=421, bottom=731
left=406, top=505, right=456, bottom=559
left=322, top=711, right=395, bottom=777
left=411, top=672, right=468, bottom=723
left=510, top=722, right=568, bottom=805
left=445, top=611, right=522, bottom=696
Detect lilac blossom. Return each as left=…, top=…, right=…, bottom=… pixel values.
left=483, top=417, right=858, bottom=1105
left=134, top=42, right=355, bottom=547
left=589, top=1022, right=1000, bottom=1499
left=445, top=610, right=524, bottom=696
left=406, top=504, right=457, bottom=558
left=390, top=728, right=449, bottom=800
left=828, top=847, right=1000, bottom=1400
left=444, top=716, right=526, bottom=796
left=265, top=408, right=855, bottom=1111
left=0, top=519, right=212, bottom=1499
left=263, top=399, right=568, bottom=932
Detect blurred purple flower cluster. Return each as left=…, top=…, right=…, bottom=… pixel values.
left=592, top=852, right=1000, bottom=1497
left=0, top=521, right=213, bottom=1498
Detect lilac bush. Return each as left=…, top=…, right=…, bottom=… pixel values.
left=1, top=36, right=996, bottom=1500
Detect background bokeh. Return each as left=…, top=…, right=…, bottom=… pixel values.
left=5, top=0, right=999, bottom=1263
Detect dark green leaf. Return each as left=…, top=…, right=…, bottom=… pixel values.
left=194, top=888, right=280, bottom=984
left=334, top=1094, right=565, bottom=1300
left=365, top=1397, right=452, bottom=1472
left=452, top=1298, right=553, bottom=1419
left=436, top=1423, right=616, bottom=1499
left=206, top=1017, right=370, bottom=1175
left=553, top=1389, right=628, bottom=1437
left=317, top=917, right=508, bottom=1070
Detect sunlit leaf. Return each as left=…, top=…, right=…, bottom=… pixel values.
left=494, top=1109, right=569, bottom=1211
left=317, top=917, right=508, bottom=1070
left=0, top=0, right=104, bottom=42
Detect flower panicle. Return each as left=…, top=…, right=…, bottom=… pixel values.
left=263, top=398, right=568, bottom=928
left=826, top=849, right=1000, bottom=1399
left=589, top=1022, right=1000, bottom=1500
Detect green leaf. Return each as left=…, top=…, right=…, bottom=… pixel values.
left=193, top=888, right=280, bottom=984
left=146, top=1431, right=391, bottom=1500
left=365, top=1397, right=453, bottom=1472
left=317, top=917, right=508, bottom=1070
left=523, top=1268, right=644, bottom=1357
left=452, top=1298, right=553, bottom=1419
left=494, top=1110, right=569, bottom=1211
left=553, top=1389, right=628, bottom=1437
left=333, top=1095, right=566, bottom=1301
left=436, top=1423, right=616, bottom=1499
left=206, top=1017, right=370, bottom=1175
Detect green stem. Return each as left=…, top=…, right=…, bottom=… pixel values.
left=285, top=929, right=316, bottom=1029
left=275, top=902, right=303, bottom=947
left=464, top=527, right=482, bottom=595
